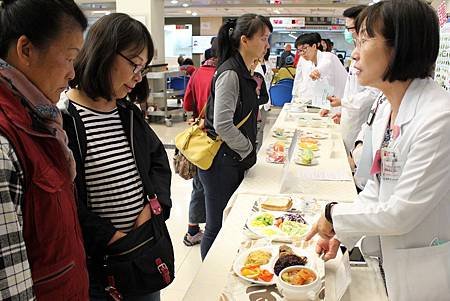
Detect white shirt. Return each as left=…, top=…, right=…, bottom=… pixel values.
left=254, top=61, right=274, bottom=111
left=332, top=78, right=450, bottom=301
left=292, top=51, right=348, bottom=100
left=340, top=62, right=380, bottom=153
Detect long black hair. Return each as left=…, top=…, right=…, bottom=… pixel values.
left=216, top=14, right=273, bottom=67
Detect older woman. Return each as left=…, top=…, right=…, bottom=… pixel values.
left=0, top=0, right=88, bottom=299
left=60, top=13, right=173, bottom=301
left=306, top=1, right=450, bottom=300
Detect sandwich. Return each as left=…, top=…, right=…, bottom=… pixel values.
left=261, top=197, right=293, bottom=211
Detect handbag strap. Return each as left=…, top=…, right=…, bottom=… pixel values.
left=235, top=110, right=253, bottom=129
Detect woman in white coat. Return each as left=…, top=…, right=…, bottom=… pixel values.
left=305, top=1, right=450, bottom=300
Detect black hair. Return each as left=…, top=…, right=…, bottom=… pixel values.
left=295, top=33, right=318, bottom=48
left=356, top=0, right=439, bottom=82
left=216, top=14, right=273, bottom=67
left=177, top=55, right=184, bottom=66
left=0, top=0, right=87, bottom=58
left=210, top=36, right=216, bottom=44
left=70, top=13, right=154, bottom=103
left=343, top=5, right=368, bottom=19
left=182, top=58, right=194, bottom=66
left=325, top=39, right=333, bottom=51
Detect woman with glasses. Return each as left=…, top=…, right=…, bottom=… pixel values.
left=59, top=13, right=173, bottom=301
left=306, top=1, right=450, bottom=300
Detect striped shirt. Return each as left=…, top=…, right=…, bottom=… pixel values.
left=73, top=103, right=144, bottom=233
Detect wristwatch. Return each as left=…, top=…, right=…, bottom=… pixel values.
left=325, top=202, right=338, bottom=224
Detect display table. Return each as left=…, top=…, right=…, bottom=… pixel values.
left=182, top=105, right=388, bottom=301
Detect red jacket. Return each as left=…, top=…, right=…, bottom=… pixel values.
left=0, top=84, right=89, bottom=300
left=183, top=64, right=216, bottom=118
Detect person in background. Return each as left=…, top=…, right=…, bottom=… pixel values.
left=60, top=13, right=173, bottom=301
left=279, top=43, right=293, bottom=68
left=177, top=54, right=185, bottom=66
left=200, top=14, right=272, bottom=259
left=292, top=32, right=347, bottom=103
left=320, top=39, right=329, bottom=52
left=306, top=1, right=450, bottom=300
left=254, top=48, right=273, bottom=152
left=272, top=55, right=296, bottom=84
left=181, top=39, right=219, bottom=246
left=180, top=57, right=196, bottom=76
left=0, top=0, right=88, bottom=299
left=327, top=4, right=379, bottom=154
left=203, top=36, right=216, bottom=62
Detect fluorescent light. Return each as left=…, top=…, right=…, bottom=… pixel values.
left=192, top=12, right=198, bottom=16
left=171, top=0, right=178, bottom=4
left=91, top=10, right=110, bottom=14
left=186, top=10, right=191, bottom=14
left=182, top=3, right=189, bottom=7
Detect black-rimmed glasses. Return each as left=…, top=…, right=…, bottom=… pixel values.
left=117, top=52, right=146, bottom=76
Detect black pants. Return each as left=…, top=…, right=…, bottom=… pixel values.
left=198, top=146, right=246, bottom=259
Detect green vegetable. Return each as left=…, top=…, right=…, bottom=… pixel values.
left=280, top=221, right=308, bottom=236
left=300, top=149, right=314, bottom=165
left=251, top=213, right=274, bottom=227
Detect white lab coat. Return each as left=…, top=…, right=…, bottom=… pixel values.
left=292, top=51, right=347, bottom=100
left=332, top=78, right=450, bottom=301
left=340, top=62, right=379, bottom=153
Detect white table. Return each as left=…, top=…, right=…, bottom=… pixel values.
left=182, top=106, right=387, bottom=301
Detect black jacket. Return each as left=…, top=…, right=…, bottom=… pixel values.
left=61, top=99, right=172, bottom=257
left=205, top=52, right=267, bottom=169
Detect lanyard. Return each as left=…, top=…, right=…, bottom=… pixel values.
left=366, top=94, right=386, bottom=126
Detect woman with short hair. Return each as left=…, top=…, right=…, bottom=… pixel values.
left=60, top=13, right=174, bottom=301
left=0, top=0, right=88, bottom=299
left=306, top=1, right=450, bottom=300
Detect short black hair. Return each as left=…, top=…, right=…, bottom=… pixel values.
left=0, top=0, right=87, bottom=58
left=182, top=58, right=194, bottom=66
left=70, top=13, right=154, bottom=103
left=295, top=33, right=317, bottom=48
left=216, top=14, right=273, bottom=67
left=356, top=0, right=439, bottom=82
left=343, top=5, right=368, bottom=19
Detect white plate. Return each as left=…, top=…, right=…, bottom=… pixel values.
left=246, top=212, right=311, bottom=242
left=295, top=159, right=319, bottom=166
left=233, top=246, right=314, bottom=285
left=233, top=246, right=277, bottom=285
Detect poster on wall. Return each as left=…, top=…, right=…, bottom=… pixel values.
left=435, top=23, right=450, bottom=92
left=192, top=36, right=215, bottom=54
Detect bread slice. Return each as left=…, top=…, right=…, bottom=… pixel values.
left=261, top=197, right=293, bottom=211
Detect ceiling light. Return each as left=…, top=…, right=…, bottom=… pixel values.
left=186, top=10, right=191, bottom=14
left=171, top=0, right=178, bottom=4
left=192, top=12, right=198, bottom=16
left=182, top=3, right=189, bottom=7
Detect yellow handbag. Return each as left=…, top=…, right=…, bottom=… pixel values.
left=175, top=109, right=252, bottom=170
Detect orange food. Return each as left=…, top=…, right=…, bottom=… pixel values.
left=258, top=269, right=274, bottom=282
left=281, top=268, right=317, bottom=285
left=300, top=137, right=318, bottom=144
left=273, top=142, right=285, bottom=152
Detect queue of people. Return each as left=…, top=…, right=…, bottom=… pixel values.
left=0, top=0, right=449, bottom=300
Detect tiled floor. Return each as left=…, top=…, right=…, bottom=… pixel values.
left=149, top=109, right=279, bottom=300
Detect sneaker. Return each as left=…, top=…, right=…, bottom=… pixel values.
left=183, top=230, right=203, bottom=246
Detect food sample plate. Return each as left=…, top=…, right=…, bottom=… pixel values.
left=246, top=212, right=311, bottom=242
left=233, top=245, right=313, bottom=285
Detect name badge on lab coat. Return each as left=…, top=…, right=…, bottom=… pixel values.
left=381, top=147, right=402, bottom=181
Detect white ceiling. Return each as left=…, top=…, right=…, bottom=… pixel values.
left=76, top=0, right=373, bottom=17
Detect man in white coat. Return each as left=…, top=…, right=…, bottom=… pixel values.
left=327, top=5, right=379, bottom=154
left=306, top=1, right=450, bottom=300
left=292, top=33, right=347, bottom=103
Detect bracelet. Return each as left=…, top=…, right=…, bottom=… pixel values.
left=325, top=202, right=338, bottom=224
